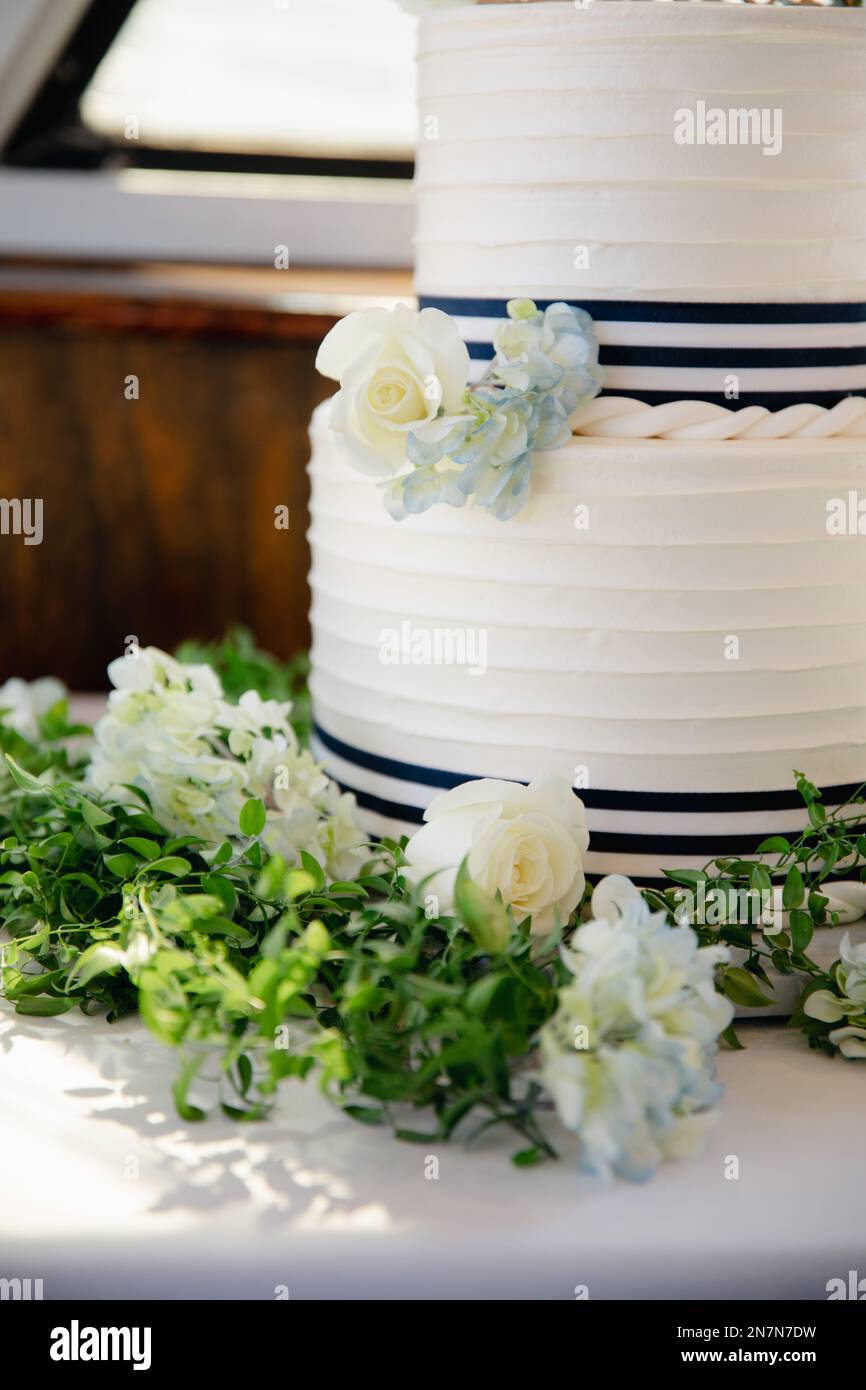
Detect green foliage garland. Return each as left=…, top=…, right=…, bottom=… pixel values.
left=1, top=634, right=863, bottom=1164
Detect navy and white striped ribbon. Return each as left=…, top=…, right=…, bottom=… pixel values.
left=312, top=721, right=866, bottom=887
left=418, top=295, right=866, bottom=411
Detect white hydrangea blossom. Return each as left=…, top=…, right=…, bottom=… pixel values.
left=87, top=647, right=364, bottom=879
left=539, top=879, right=734, bottom=1181
left=0, top=676, right=67, bottom=742
left=803, top=932, right=866, bottom=1058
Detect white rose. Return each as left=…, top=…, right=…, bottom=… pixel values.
left=316, top=304, right=470, bottom=477
left=404, top=774, right=589, bottom=935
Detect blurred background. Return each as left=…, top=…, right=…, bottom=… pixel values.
left=0, top=0, right=415, bottom=688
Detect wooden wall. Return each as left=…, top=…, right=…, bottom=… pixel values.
left=0, top=265, right=409, bottom=689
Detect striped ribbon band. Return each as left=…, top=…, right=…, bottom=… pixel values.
left=418, top=295, right=866, bottom=412
left=313, top=722, right=866, bottom=879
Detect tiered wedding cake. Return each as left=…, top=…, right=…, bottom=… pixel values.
left=307, top=0, right=866, bottom=886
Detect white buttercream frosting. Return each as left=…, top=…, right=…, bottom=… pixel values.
left=415, top=2, right=866, bottom=303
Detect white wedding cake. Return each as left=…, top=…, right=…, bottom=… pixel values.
left=307, top=0, right=866, bottom=886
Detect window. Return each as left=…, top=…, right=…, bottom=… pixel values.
left=0, top=0, right=416, bottom=266
left=7, top=0, right=417, bottom=177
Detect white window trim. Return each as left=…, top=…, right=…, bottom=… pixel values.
left=0, top=167, right=414, bottom=267
left=0, top=0, right=414, bottom=269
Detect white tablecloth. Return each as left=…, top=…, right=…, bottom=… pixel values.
left=1, top=1009, right=863, bottom=1300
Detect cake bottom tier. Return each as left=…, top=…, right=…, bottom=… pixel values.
left=307, top=403, right=866, bottom=884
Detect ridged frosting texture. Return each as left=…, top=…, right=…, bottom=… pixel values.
left=414, top=1, right=866, bottom=302
left=307, top=403, right=866, bottom=883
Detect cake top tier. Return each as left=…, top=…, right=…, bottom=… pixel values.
left=413, top=0, right=866, bottom=428
left=313, top=3, right=866, bottom=525
left=415, top=0, right=866, bottom=304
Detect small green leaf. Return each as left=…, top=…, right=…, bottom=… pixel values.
left=722, top=967, right=775, bottom=1009
left=239, top=798, right=266, bottom=837
left=749, top=863, right=773, bottom=897
left=220, top=1102, right=263, bottom=1123
left=255, top=854, right=288, bottom=901
left=455, top=858, right=510, bottom=953
left=808, top=800, right=827, bottom=829
left=120, top=836, right=161, bottom=860
left=4, top=756, right=48, bottom=793
left=782, top=864, right=805, bottom=911
left=303, top=920, right=330, bottom=956
left=771, top=947, right=794, bottom=974
left=465, top=971, right=508, bottom=1018
left=160, top=836, right=204, bottom=853
left=756, top=836, right=790, bottom=855
left=343, top=984, right=387, bottom=1015
left=236, top=1054, right=253, bottom=1097
left=119, top=783, right=153, bottom=811
left=663, top=868, right=708, bottom=887
left=202, top=873, right=238, bottom=914
left=173, top=1078, right=207, bottom=1123
left=78, top=796, right=115, bottom=828
left=173, top=1055, right=207, bottom=1122
left=357, top=875, right=394, bottom=895
left=194, top=915, right=254, bottom=944
left=299, top=851, right=325, bottom=891
left=789, top=909, right=814, bottom=955
left=284, top=867, right=317, bottom=900
left=15, top=995, right=76, bottom=1016
left=344, top=1106, right=385, bottom=1126
left=328, top=881, right=368, bottom=898
left=66, top=942, right=126, bottom=990
left=6, top=967, right=65, bottom=998
left=512, top=1146, right=545, bottom=1168
left=721, top=1022, right=745, bottom=1051
left=60, top=871, right=105, bottom=897
left=146, top=856, right=191, bottom=877
left=123, top=813, right=168, bottom=836
left=104, top=852, right=139, bottom=879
